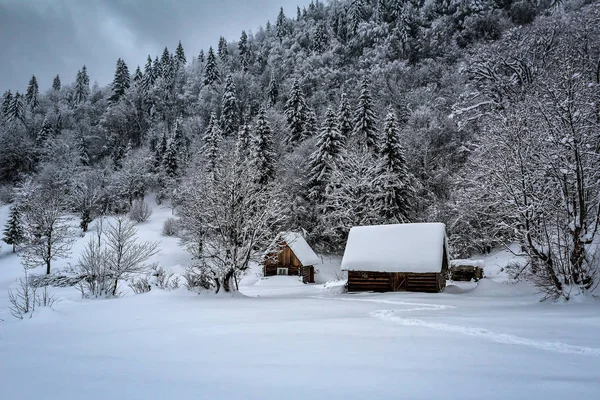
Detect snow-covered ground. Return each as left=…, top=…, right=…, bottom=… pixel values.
left=1, top=201, right=599, bottom=400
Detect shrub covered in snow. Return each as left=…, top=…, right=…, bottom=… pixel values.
left=128, top=200, right=152, bottom=223
left=162, top=217, right=179, bottom=236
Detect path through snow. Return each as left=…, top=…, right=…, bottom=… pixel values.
left=326, top=295, right=600, bottom=357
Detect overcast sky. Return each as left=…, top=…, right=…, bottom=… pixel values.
left=0, top=0, right=311, bottom=93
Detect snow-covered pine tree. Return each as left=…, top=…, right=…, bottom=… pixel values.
left=303, top=107, right=318, bottom=138
left=204, top=47, right=220, bottom=86
left=133, top=66, right=143, bottom=86
left=353, top=77, right=379, bottom=152
left=348, top=0, right=364, bottom=35
left=74, top=66, right=89, bottom=104
left=154, top=132, right=168, bottom=171
left=109, top=58, right=131, bottom=104
left=307, top=107, right=345, bottom=201
left=37, top=118, right=54, bottom=144
left=202, top=113, right=222, bottom=174
left=2, top=206, right=24, bottom=253
left=284, top=78, right=307, bottom=145
left=250, top=108, right=276, bottom=185
left=25, top=75, right=39, bottom=110
left=163, top=137, right=179, bottom=178
left=267, top=73, right=278, bottom=107
left=235, top=122, right=252, bottom=161
left=52, top=75, right=61, bottom=92
left=160, top=47, right=173, bottom=78
left=5, top=92, right=24, bottom=123
left=218, top=36, right=229, bottom=62
left=221, top=75, right=239, bottom=137
left=1, top=90, right=13, bottom=117
left=142, top=55, right=155, bottom=93
left=175, top=40, right=187, bottom=68
left=379, top=106, right=414, bottom=222
left=198, top=50, right=205, bottom=63
left=238, top=31, right=250, bottom=72
left=337, top=92, right=353, bottom=142
left=276, top=7, right=287, bottom=42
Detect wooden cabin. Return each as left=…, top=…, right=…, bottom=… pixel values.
left=263, top=232, right=320, bottom=283
left=341, top=223, right=449, bottom=293
left=449, top=260, right=484, bottom=282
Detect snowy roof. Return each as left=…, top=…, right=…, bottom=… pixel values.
left=341, top=223, right=448, bottom=273
left=280, top=232, right=321, bottom=266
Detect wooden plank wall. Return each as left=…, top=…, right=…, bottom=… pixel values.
left=347, top=271, right=444, bottom=293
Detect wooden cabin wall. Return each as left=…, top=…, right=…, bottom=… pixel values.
left=264, top=244, right=302, bottom=268
left=347, top=271, right=445, bottom=293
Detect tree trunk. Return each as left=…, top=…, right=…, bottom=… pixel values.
left=223, top=268, right=235, bottom=292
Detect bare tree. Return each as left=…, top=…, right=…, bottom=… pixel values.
left=179, top=155, right=286, bottom=292
left=104, top=217, right=159, bottom=296
left=18, top=183, right=75, bottom=274
left=456, top=16, right=600, bottom=299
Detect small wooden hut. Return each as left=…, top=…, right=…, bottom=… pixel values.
left=341, top=223, right=449, bottom=293
left=263, top=232, right=320, bottom=283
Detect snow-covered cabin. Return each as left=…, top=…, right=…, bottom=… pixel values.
left=341, top=223, right=449, bottom=293
left=263, top=232, right=321, bottom=283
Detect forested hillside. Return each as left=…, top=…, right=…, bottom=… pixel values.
left=1, top=0, right=599, bottom=300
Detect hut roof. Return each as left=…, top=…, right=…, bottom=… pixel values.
left=278, top=232, right=321, bottom=266
left=341, top=223, right=448, bottom=273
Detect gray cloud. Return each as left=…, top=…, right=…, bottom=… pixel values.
left=0, top=0, right=310, bottom=93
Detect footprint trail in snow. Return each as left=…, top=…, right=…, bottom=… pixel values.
left=328, top=296, right=600, bottom=357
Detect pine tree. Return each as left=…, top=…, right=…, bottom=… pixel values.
left=337, top=92, right=353, bottom=142
left=276, top=7, right=287, bottom=42
left=348, top=0, right=364, bottom=35
left=154, top=132, right=168, bottom=170
left=109, top=58, right=131, bottom=103
left=250, top=108, right=276, bottom=185
left=1, top=90, right=12, bottom=117
left=25, top=75, right=39, bottom=110
left=175, top=40, right=187, bottom=67
left=74, top=66, right=90, bottom=104
left=198, top=50, right=205, bottom=63
left=160, top=47, right=173, bottom=78
left=3, top=206, right=24, bottom=253
left=204, top=47, right=220, bottom=86
left=6, top=92, right=24, bottom=123
left=284, top=78, right=307, bottom=144
left=202, top=113, right=222, bottom=173
left=153, top=56, right=162, bottom=79
left=163, top=137, right=179, bottom=178
left=142, top=55, right=155, bottom=93
left=353, top=78, right=378, bottom=151
left=221, top=75, right=239, bottom=137
left=297, top=6, right=302, bottom=20
left=307, top=107, right=345, bottom=200
left=303, top=107, right=318, bottom=138
left=77, top=134, right=90, bottom=167
left=218, top=36, right=228, bottom=61
left=379, top=106, right=414, bottom=222
left=133, top=66, right=143, bottom=86
left=52, top=75, right=61, bottom=92
left=37, top=118, right=54, bottom=144
left=238, top=31, right=249, bottom=72
left=267, top=73, right=278, bottom=107
left=235, top=122, right=252, bottom=160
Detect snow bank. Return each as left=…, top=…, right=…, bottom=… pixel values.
left=341, top=223, right=447, bottom=273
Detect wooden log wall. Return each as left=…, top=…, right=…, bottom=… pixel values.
left=347, top=271, right=445, bottom=293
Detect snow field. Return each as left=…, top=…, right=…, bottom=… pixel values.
left=0, top=200, right=599, bottom=400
